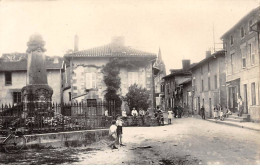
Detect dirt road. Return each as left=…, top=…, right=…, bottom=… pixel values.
left=1, top=117, right=259, bottom=165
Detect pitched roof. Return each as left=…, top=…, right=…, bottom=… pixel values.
left=190, top=50, right=225, bottom=70
left=64, top=43, right=156, bottom=58
left=221, top=6, right=260, bottom=39
left=0, top=53, right=63, bottom=71
left=163, top=70, right=191, bottom=79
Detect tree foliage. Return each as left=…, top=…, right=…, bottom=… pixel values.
left=102, top=58, right=122, bottom=114
left=124, top=84, right=151, bottom=112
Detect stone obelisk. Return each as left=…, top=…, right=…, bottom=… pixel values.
left=21, top=34, right=53, bottom=116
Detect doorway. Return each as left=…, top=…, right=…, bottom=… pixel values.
left=209, top=98, right=212, bottom=118
left=243, top=84, right=248, bottom=114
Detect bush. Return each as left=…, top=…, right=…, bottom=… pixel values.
left=124, top=84, right=151, bottom=112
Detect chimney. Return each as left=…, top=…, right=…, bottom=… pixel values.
left=111, top=36, right=125, bottom=46
left=182, top=59, right=190, bottom=70
left=74, top=34, right=79, bottom=52
left=206, top=50, right=211, bottom=58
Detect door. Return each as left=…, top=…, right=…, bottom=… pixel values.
left=244, top=84, right=248, bottom=114
left=209, top=98, right=212, bottom=118
left=198, top=97, right=200, bottom=115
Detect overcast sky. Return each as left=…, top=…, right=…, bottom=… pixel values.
left=0, top=0, right=258, bottom=74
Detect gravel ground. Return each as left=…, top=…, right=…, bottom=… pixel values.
left=0, top=117, right=259, bottom=165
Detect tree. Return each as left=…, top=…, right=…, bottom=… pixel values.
left=124, top=84, right=151, bottom=112
left=102, top=58, right=122, bottom=115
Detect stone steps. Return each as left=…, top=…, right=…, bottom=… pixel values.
left=224, top=117, right=247, bottom=123
left=225, top=113, right=250, bottom=122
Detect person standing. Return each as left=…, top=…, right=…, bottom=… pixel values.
left=237, top=96, right=243, bottom=117
left=167, top=108, right=173, bottom=124
left=201, top=106, right=205, bottom=120
left=108, top=120, right=118, bottom=149
left=116, top=115, right=125, bottom=146
left=173, top=105, right=178, bottom=118
left=213, top=105, right=218, bottom=120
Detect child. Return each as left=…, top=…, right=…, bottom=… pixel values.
left=213, top=106, right=218, bottom=120
left=167, top=108, right=173, bottom=124
left=219, top=106, right=224, bottom=121
left=108, top=120, right=118, bottom=149
left=116, top=115, right=125, bottom=146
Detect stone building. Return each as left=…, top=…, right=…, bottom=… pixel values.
left=62, top=37, right=157, bottom=115
left=221, top=7, right=260, bottom=122
left=190, top=50, right=226, bottom=118
left=162, top=60, right=193, bottom=110
left=0, top=53, right=63, bottom=105
left=153, top=48, right=166, bottom=110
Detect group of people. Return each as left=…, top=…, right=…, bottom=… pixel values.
left=213, top=104, right=232, bottom=121
left=154, top=105, right=185, bottom=125
left=154, top=106, right=165, bottom=125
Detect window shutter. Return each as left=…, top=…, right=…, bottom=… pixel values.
left=85, top=73, right=92, bottom=89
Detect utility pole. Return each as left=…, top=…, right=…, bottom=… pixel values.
left=213, top=23, right=216, bottom=53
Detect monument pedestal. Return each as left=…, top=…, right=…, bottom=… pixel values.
left=21, top=84, right=53, bottom=117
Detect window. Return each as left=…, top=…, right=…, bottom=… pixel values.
left=241, top=27, right=245, bottom=38
left=161, top=84, right=165, bottom=93
left=69, top=92, right=71, bottom=101
left=249, top=42, right=255, bottom=65
left=214, top=75, right=217, bottom=89
left=241, top=46, right=246, bottom=68
left=5, top=72, right=12, bottom=85
left=193, top=79, right=196, bottom=91
left=128, top=72, right=138, bottom=87
left=230, top=35, right=234, bottom=45
left=201, top=80, right=204, bottom=91
left=13, top=92, right=21, bottom=104
left=85, top=72, right=97, bottom=89
left=251, top=83, right=256, bottom=105
left=231, top=53, right=234, bottom=73
left=208, top=62, right=210, bottom=72
left=208, top=77, right=211, bottom=90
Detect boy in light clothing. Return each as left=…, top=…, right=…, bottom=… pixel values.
left=108, top=120, right=118, bottom=149
left=116, top=115, right=125, bottom=146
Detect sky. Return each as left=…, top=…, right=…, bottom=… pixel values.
left=0, top=0, right=259, bottom=74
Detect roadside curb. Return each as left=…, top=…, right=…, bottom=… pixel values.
left=205, top=119, right=260, bottom=132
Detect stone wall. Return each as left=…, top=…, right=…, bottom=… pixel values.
left=0, top=129, right=109, bottom=148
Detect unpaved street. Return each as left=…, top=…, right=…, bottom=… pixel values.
left=0, top=117, right=259, bottom=165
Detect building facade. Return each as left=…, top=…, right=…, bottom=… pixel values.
left=62, top=37, right=157, bottom=115
left=0, top=53, right=63, bottom=105
left=190, top=50, right=226, bottom=118
left=163, top=60, right=192, bottom=110
left=221, top=7, right=260, bottom=122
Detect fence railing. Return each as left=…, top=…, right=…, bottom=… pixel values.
left=0, top=101, right=115, bottom=135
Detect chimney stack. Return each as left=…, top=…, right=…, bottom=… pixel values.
left=74, top=34, right=79, bottom=52
left=206, top=50, right=211, bottom=58
left=182, top=59, right=190, bottom=70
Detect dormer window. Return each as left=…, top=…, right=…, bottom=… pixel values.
left=230, top=35, right=234, bottom=45
left=241, top=27, right=245, bottom=38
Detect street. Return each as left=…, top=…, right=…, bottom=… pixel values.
left=0, top=117, right=259, bottom=165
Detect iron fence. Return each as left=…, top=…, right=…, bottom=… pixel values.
left=0, top=100, right=115, bottom=135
